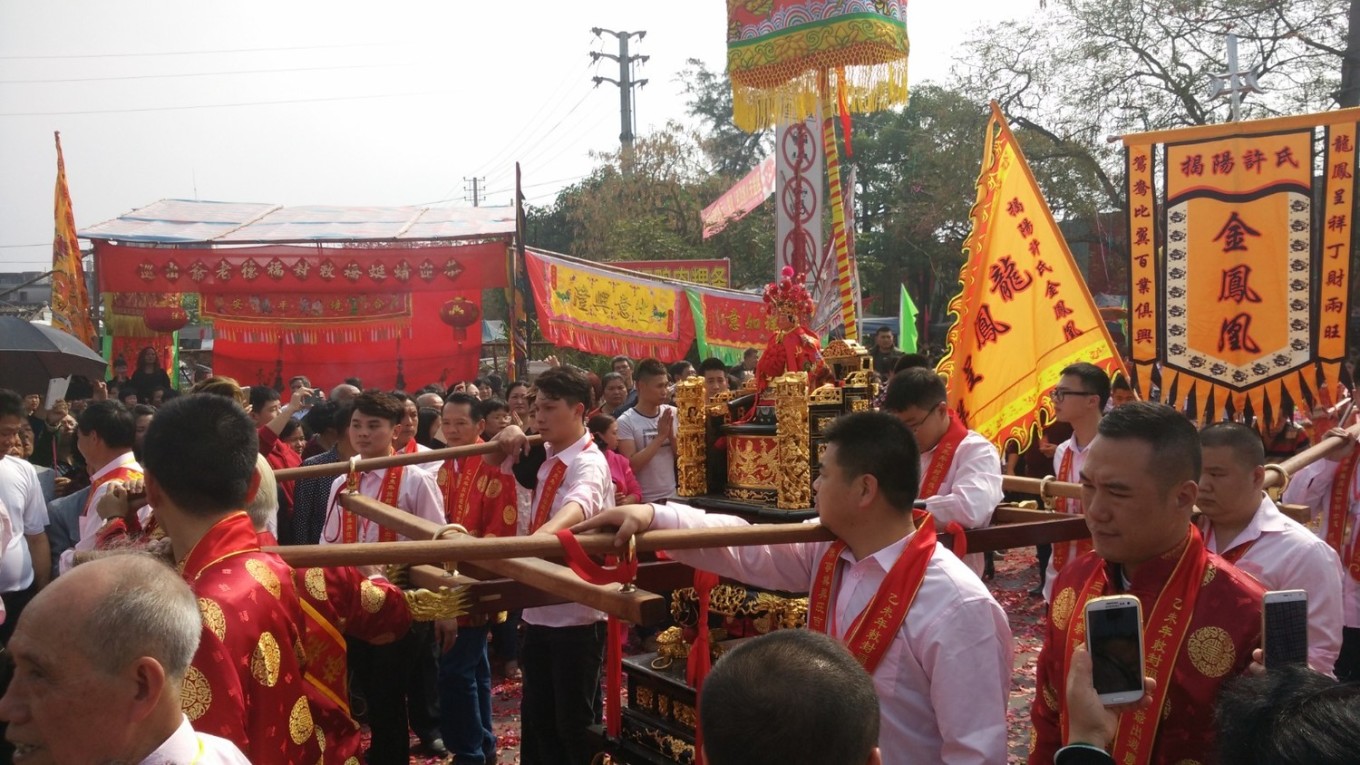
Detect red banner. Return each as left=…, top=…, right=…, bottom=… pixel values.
left=686, top=287, right=772, bottom=359
left=700, top=156, right=775, bottom=239
left=95, top=241, right=508, bottom=294
left=211, top=291, right=479, bottom=391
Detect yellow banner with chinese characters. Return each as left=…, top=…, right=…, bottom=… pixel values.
left=938, top=104, right=1124, bottom=452
left=525, top=249, right=695, bottom=362
left=51, top=132, right=96, bottom=347
left=1123, top=107, right=1360, bottom=421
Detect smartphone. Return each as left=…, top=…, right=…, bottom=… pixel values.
left=1263, top=589, right=1309, bottom=668
left=1084, top=594, right=1145, bottom=705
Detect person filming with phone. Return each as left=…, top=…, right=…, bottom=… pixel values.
left=1029, top=402, right=1264, bottom=764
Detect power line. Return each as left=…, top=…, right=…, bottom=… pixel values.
left=0, top=61, right=414, bottom=85
left=0, top=43, right=392, bottom=61
left=0, top=90, right=439, bottom=117
left=0, top=243, right=46, bottom=249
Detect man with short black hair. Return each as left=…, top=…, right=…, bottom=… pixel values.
left=699, top=357, right=730, bottom=402
left=1042, top=361, right=1112, bottom=600
left=321, top=391, right=447, bottom=763
left=62, top=400, right=142, bottom=572
left=700, top=630, right=881, bottom=765
left=131, top=403, right=156, bottom=459
left=1197, top=422, right=1343, bottom=671
left=1029, top=402, right=1264, bottom=764
left=616, top=358, right=677, bottom=502
left=0, top=554, right=249, bottom=764
left=882, top=368, right=1003, bottom=577
left=250, top=384, right=308, bottom=523
left=519, top=366, right=614, bottom=765
left=144, top=393, right=321, bottom=762
left=577, top=411, right=1012, bottom=764
left=870, top=325, right=902, bottom=377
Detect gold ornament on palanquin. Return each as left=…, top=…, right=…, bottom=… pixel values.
left=404, top=585, right=471, bottom=621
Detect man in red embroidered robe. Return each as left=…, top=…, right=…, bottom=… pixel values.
left=434, top=392, right=518, bottom=764
left=143, top=393, right=322, bottom=763
left=882, top=368, right=1003, bottom=577
left=577, top=412, right=1012, bottom=765
left=1030, top=402, right=1264, bottom=765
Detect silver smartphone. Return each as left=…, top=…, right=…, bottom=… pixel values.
left=1085, top=594, right=1145, bottom=706
left=1263, top=589, right=1309, bottom=668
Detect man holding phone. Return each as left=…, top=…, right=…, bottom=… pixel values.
left=1196, top=422, right=1344, bottom=672
left=1029, top=402, right=1264, bottom=765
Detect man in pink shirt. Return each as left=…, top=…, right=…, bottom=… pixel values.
left=576, top=411, right=1012, bottom=765
left=1196, top=422, right=1344, bottom=672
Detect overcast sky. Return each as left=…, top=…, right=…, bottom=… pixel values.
left=0, top=0, right=1023, bottom=271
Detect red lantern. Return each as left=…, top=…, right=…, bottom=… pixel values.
left=439, top=297, right=481, bottom=345
left=143, top=305, right=189, bottom=334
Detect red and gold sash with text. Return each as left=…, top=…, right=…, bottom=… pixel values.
left=918, top=410, right=968, bottom=498
left=1051, top=444, right=1092, bottom=572
left=531, top=458, right=568, bottom=533
left=1060, top=525, right=1209, bottom=763
left=441, top=454, right=485, bottom=528
left=807, top=509, right=937, bottom=674
left=82, top=465, right=144, bottom=517
left=1326, top=448, right=1360, bottom=581
left=342, top=467, right=403, bottom=543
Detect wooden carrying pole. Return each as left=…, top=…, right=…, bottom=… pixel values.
left=1264, top=423, right=1360, bottom=491
left=273, top=436, right=542, bottom=482
left=335, top=493, right=668, bottom=624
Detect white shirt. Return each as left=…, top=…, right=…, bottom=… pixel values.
left=616, top=405, right=677, bottom=502
left=0, top=455, right=48, bottom=592
left=71, top=451, right=143, bottom=555
left=1044, top=435, right=1092, bottom=601
left=0, top=498, right=12, bottom=624
left=919, top=430, right=1002, bottom=577
left=321, top=464, right=445, bottom=543
left=521, top=431, right=614, bottom=628
left=1203, top=493, right=1345, bottom=672
left=1283, top=457, right=1360, bottom=627
left=139, top=715, right=250, bottom=765
left=651, top=502, right=1013, bottom=765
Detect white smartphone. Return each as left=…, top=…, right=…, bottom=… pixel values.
left=1084, top=594, right=1145, bottom=706
left=1263, top=589, right=1309, bottom=668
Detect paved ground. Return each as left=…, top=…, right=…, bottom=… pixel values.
left=407, top=546, right=1048, bottom=764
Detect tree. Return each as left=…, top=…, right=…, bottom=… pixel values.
left=953, top=0, right=1351, bottom=209
left=678, top=58, right=772, bottom=175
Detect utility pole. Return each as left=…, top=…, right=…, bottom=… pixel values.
left=464, top=177, right=485, bottom=207
left=591, top=28, right=648, bottom=172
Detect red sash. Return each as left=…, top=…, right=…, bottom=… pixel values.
left=1218, top=540, right=1255, bottom=565
left=400, top=438, right=419, bottom=455
left=531, top=458, right=568, bottom=533
left=1325, top=448, right=1360, bottom=581
left=1051, top=443, right=1093, bottom=572
left=442, top=454, right=484, bottom=528
left=1060, top=525, right=1209, bottom=763
left=82, top=464, right=143, bottom=517
left=918, top=410, right=968, bottom=498
left=807, top=510, right=937, bottom=674
left=341, top=467, right=402, bottom=543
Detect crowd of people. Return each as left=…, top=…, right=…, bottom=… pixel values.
left=0, top=336, right=1358, bottom=764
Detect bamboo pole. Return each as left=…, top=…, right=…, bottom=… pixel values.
left=1266, top=423, right=1360, bottom=491
left=273, top=436, right=541, bottom=482
left=1001, top=474, right=1082, bottom=500
left=336, top=493, right=663, bottom=624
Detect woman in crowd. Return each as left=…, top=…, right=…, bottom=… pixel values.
left=587, top=413, right=642, bottom=506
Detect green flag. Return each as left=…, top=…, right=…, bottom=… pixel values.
left=899, top=285, right=918, bottom=353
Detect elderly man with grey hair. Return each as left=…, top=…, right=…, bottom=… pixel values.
left=330, top=383, right=362, bottom=405
left=0, top=554, right=248, bottom=763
